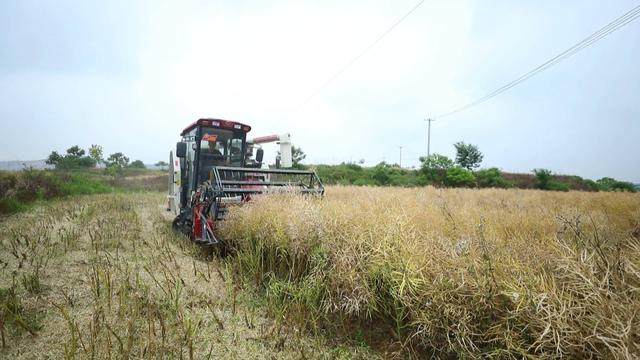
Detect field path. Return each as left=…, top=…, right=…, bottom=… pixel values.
left=0, top=193, right=375, bottom=359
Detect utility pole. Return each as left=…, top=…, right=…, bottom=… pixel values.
left=424, top=118, right=435, bottom=157
left=398, top=146, right=403, bottom=168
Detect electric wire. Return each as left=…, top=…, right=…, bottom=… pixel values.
left=433, top=4, right=640, bottom=119
left=301, top=0, right=426, bottom=105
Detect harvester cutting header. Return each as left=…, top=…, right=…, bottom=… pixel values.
left=168, top=118, right=324, bottom=244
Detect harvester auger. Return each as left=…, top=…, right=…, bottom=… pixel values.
left=167, top=118, right=324, bottom=245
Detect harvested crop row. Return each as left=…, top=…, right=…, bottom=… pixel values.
left=219, top=186, right=640, bottom=359
left=0, top=193, right=378, bottom=359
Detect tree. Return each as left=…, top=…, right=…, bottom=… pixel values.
left=419, top=153, right=454, bottom=183
left=454, top=142, right=483, bottom=170
left=66, top=145, right=85, bottom=158
left=105, top=152, right=130, bottom=174
left=277, top=145, right=307, bottom=169
left=420, top=153, right=454, bottom=172
left=45, top=146, right=95, bottom=169
left=88, top=144, right=103, bottom=165
left=46, top=151, right=62, bottom=166
left=532, top=169, right=552, bottom=189
left=129, top=160, right=146, bottom=169
left=291, top=146, right=306, bottom=166
left=155, top=161, right=169, bottom=170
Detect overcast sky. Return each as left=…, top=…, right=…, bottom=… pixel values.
left=1, top=0, right=638, bottom=181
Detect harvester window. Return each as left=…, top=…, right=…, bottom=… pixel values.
left=230, top=139, right=243, bottom=165
left=198, top=128, right=245, bottom=182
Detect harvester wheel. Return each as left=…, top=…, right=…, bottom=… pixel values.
left=172, top=216, right=192, bottom=238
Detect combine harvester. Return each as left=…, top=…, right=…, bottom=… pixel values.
left=167, top=118, right=324, bottom=245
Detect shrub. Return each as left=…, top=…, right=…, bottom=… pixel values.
left=128, top=160, right=146, bottom=169
left=532, top=168, right=552, bottom=189
left=419, top=153, right=453, bottom=184
left=612, top=181, right=636, bottom=192
left=579, top=178, right=599, bottom=192
left=0, top=196, right=28, bottom=214
left=0, top=169, right=111, bottom=214
left=46, top=146, right=96, bottom=169
left=474, top=167, right=511, bottom=188
left=315, top=163, right=366, bottom=185
left=105, top=152, right=130, bottom=176
left=445, top=167, right=475, bottom=187
left=371, top=163, right=391, bottom=186
left=14, top=168, right=62, bottom=201
left=58, top=173, right=111, bottom=195
left=0, top=172, right=17, bottom=199
left=597, top=177, right=636, bottom=192
left=548, top=181, right=570, bottom=192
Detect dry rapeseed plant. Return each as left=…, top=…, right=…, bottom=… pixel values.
left=219, top=185, right=640, bottom=359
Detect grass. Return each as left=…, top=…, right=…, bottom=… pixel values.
left=0, top=169, right=167, bottom=215
left=219, top=186, right=640, bottom=358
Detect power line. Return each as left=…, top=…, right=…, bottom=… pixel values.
left=301, top=0, right=426, bottom=105
left=433, top=4, right=640, bottom=119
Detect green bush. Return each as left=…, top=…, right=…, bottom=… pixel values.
left=474, top=168, right=511, bottom=188
left=57, top=173, right=111, bottom=195
left=14, top=168, right=62, bottom=201
left=445, top=167, right=476, bottom=187
left=532, top=169, right=554, bottom=189
left=309, top=163, right=631, bottom=192
left=315, top=163, right=366, bottom=185
left=128, top=160, right=146, bottom=169
left=419, top=153, right=453, bottom=184
left=612, top=181, right=636, bottom=192
left=597, top=177, right=636, bottom=192
left=46, top=146, right=96, bottom=169
left=371, top=163, right=391, bottom=185
left=0, top=172, right=17, bottom=199
left=315, top=162, right=429, bottom=187
left=0, top=169, right=112, bottom=214
left=0, top=196, right=29, bottom=214
left=548, top=181, right=570, bottom=192
left=580, top=178, right=599, bottom=192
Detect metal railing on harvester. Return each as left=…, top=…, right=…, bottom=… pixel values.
left=194, top=166, right=324, bottom=245
left=211, top=166, right=324, bottom=197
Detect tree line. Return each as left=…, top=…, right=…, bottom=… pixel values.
left=42, top=143, right=635, bottom=192
left=307, top=142, right=636, bottom=192
left=46, top=145, right=146, bottom=174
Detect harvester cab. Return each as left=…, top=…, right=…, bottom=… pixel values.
left=167, top=118, right=324, bottom=245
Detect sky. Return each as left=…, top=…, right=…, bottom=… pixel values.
left=1, top=0, right=639, bottom=181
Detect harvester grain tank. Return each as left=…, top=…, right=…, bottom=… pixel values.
left=167, top=118, right=323, bottom=244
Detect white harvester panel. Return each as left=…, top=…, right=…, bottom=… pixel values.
left=167, top=151, right=181, bottom=216
left=278, top=133, right=292, bottom=168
